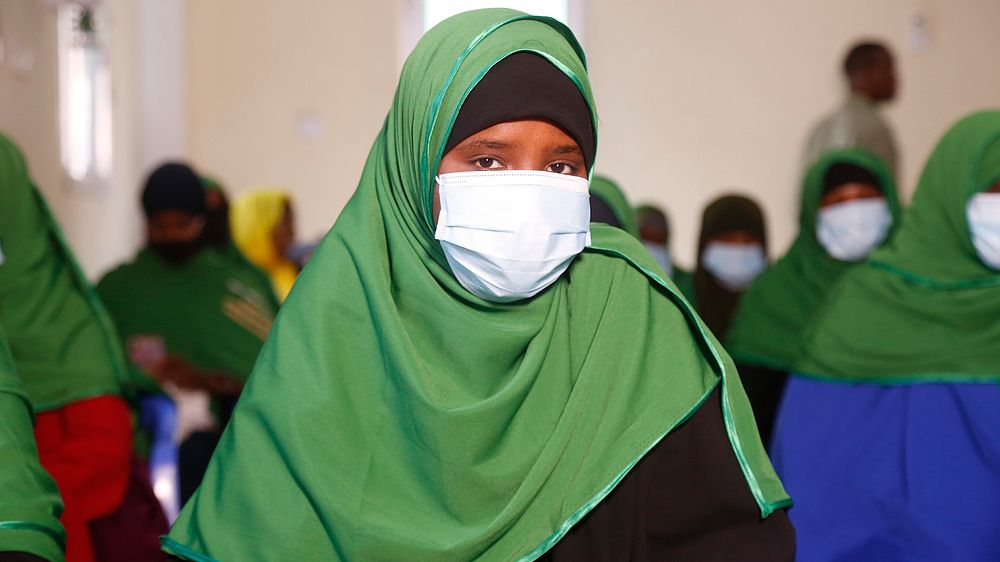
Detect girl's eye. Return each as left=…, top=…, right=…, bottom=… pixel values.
left=474, top=157, right=503, bottom=170
left=548, top=162, right=573, bottom=175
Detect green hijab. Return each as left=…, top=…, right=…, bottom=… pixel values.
left=164, top=10, right=788, bottom=562
left=795, top=110, right=1000, bottom=382
left=589, top=175, right=639, bottom=237
left=0, top=325, right=65, bottom=562
left=0, top=133, right=125, bottom=412
left=726, top=149, right=901, bottom=370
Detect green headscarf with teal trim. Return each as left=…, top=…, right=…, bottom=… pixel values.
left=0, top=133, right=126, bottom=412
left=0, top=324, right=65, bottom=561
left=589, top=175, right=639, bottom=237
left=794, top=110, right=1000, bottom=382
left=164, top=10, right=788, bottom=561
left=726, top=148, right=901, bottom=370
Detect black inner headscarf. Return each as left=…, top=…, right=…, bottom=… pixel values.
left=822, top=163, right=881, bottom=195
left=694, top=194, right=768, bottom=338
left=142, top=162, right=207, bottom=217
left=444, top=52, right=595, bottom=168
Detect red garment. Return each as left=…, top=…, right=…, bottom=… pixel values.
left=34, top=395, right=132, bottom=562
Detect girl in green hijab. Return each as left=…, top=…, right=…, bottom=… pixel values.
left=164, top=10, right=791, bottom=561
left=726, top=148, right=900, bottom=445
left=771, top=110, right=1000, bottom=561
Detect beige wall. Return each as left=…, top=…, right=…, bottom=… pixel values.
left=184, top=0, right=398, bottom=245
left=586, top=0, right=1000, bottom=265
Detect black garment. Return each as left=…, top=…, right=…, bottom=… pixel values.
left=0, top=555, right=47, bottom=562
left=179, top=431, right=220, bottom=506
left=694, top=195, right=768, bottom=339
left=541, top=387, right=795, bottom=561
left=590, top=196, right=623, bottom=229
left=737, top=364, right=788, bottom=450
left=444, top=52, right=595, bottom=167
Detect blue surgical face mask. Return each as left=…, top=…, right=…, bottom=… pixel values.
left=642, top=241, right=673, bottom=277
left=816, top=198, right=892, bottom=262
left=967, top=192, right=1000, bottom=270
left=701, top=241, right=766, bottom=291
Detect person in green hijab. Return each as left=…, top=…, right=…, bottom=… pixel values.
left=636, top=203, right=696, bottom=302
left=726, top=149, right=900, bottom=445
left=0, top=132, right=166, bottom=562
left=587, top=175, right=639, bottom=237
left=771, top=110, right=1000, bottom=561
left=97, top=162, right=279, bottom=506
left=0, top=326, right=64, bottom=562
left=693, top=194, right=769, bottom=339
left=163, top=10, right=792, bottom=561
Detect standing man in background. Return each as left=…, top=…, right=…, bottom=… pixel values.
left=804, top=41, right=899, bottom=176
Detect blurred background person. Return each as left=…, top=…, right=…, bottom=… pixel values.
left=588, top=175, right=639, bottom=237
left=693, top=194, right=768, bottom=339
left=773, top=111, right=1000, bottom=562
left=97, top=163, right=278, bottom=508
left=636, top=203, right=695, bottom=302
left=201, top=176, right=279, bottom=304
left=803, top=41, right=899, bottom=175
left=726, top=149, right=901, bottom=446
left=0, top=133, right=165, bottom=562
left=230, top=190, right=300, bottom=302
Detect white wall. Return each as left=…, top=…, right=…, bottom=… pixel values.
left=585, top=0, right=1000, bottom=265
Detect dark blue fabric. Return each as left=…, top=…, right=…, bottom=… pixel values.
left=771, top=377, right=1000, bottom=562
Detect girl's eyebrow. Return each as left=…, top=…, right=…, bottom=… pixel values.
left=552, top=144, right=582, bottom=155
left=460, top=139, right=516, bottom=151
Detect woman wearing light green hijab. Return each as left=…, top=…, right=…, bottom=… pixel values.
left=772, top=110, right=1000, bottom=561
left=164, top=10, right=792, bottom=561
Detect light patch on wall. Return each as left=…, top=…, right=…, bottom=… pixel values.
left=57, top=2, right=112, bottom=195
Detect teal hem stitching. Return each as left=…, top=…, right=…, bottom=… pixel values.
left=868, top=260, right=1000, bottom=289
left=518, top=380, right=721, bottom=561
left=160, top=537, right=220, bottom=562
left=791, top=369, right=1000, bottom=386
left=0, top=521, right=66, bottom=548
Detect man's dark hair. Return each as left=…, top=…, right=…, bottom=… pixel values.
left=843, top=42, right=890, bottom=77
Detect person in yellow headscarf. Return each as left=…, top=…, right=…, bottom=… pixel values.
left=230, top=190, right=299, bottom=301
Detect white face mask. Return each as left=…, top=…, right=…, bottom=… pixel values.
left=816, top=198, right=892, bottom=262
left=434, top=170, right=591, bottom=302
left=967, top=192, right=1000, bottom=270
left=701, top=242, right=766, bottom=291
left=642, top=241, right=673, bottom=277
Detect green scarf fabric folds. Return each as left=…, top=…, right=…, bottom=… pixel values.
left=726, top=149, right=901, bottom=370
left=0, top=325, right=65, bottom=562
left=794, top=110, right=1000, bottom=382
left=589, top=175, right=639, bottom=237
left=164, top=10, right=788, bottom=561
left=0, top=133, right=125, bottom=412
